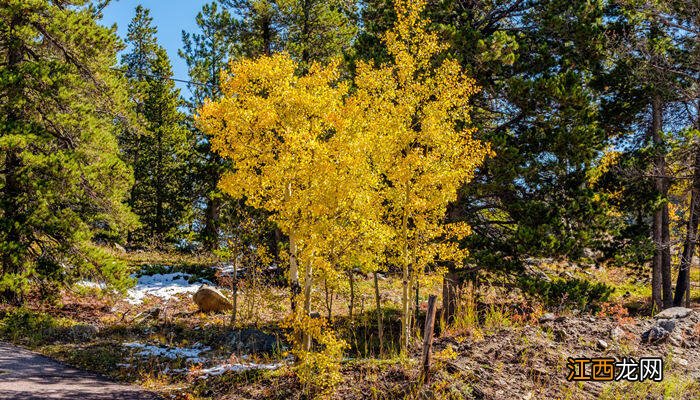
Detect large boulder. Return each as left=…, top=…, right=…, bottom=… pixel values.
left=654, top=307, right=693, bottom=319
left=68, top=323, right=99, bottom=342
left=193, top=285, right=233, bottom=313
left=228, top=328, right=281, bottom=354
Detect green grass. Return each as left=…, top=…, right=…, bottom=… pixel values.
left=599, top=373, right=700, bottom=400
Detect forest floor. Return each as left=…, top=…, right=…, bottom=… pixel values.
left=1, top=251, right=700, bottom=399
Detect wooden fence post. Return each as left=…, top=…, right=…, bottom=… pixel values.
left=422, top=294, right=438, bottom=384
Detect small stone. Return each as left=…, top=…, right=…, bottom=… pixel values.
left=611, top=326, right=625, bottom=342
left=641, top=326, right=670, bottom=344
left=657, top=319, right=676, bottom=333
left=669, top=332, right=687, bottom=347
left=677, top=358, right=689, bottom=367
left=597, top=339, right=608, bottom=350
left=539, top=313, right=556, bottom=323
left=554, top=329, right=567, bottom=342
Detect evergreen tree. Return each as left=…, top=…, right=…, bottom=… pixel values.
left=597, top=0, right=698, bottom=309
left=121, top=6, right=192, bottom=248
left=0, top=0, right=137, bottom=303
left=222, top=0, right=282, bottom=57
left=276, top=0, right=357, bottom=67
left=180, top=1, right=239, bottom=252
left=355, top=1, right=609, bottom=270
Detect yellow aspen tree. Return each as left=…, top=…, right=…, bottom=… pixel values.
left=196, top=53, right=388, bottom=322
left=197, top=54, right=345, bottom=315
left=349, top=0, right=492, bottom=353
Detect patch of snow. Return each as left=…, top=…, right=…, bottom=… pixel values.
left=75, top=280, right=107, bottom=289
left=126, top=272, right=211, bottom=305
left=195, top=357, right=291, bottom=378
left=124, top=342, right=211, bottom=363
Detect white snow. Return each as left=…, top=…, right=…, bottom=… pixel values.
left=123, top=342, right=211, bottom=363
left=126, top=272, right=210, bottom=305
left=195, top=357, right=290, bottom=378
left=75, top=280, right=107, bottom=289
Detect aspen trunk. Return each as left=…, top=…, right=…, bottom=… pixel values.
left=414, top=281, right=420, bottom=335
left=303, top=262, right=313, bottom=314
left=303, top=261, right=313, bottom=351
left=230, top=256, right=238, bottom=326
left=421, top=295, right=438, bottom=384
left=289, top=230, right=300, bottom=311
left=348, top=271, right=355, bottom=320
left=324, top=275, right=333, bottom=321
left=400, top=184, right=413, bottom=354
left=374, top=271, right=384, bottom=355
left=285, top=183, right=301, bottom=312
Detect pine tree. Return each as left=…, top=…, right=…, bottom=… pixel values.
left=276, top=0, right=357, bottom=67
left=598, top=0, right=699, bottom=310
left=121, top=6, right=192, bottom=248
left=0, top=0, right=137, bottom=303
left=222, top=0, right=281, bottom=57
left=354, top=0, right=610, bottom=279
left=180, top=1, right=238, bottom=252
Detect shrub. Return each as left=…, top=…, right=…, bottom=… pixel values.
left=518, top=276, right=614, bottom=312
left=282, top=314, right=348, bottom=398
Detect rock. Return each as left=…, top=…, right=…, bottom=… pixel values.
left=228, top=328, right=281, bottom=354
left=668, top=330, right=688, bottom=347
left=654, top=307, right=693, bottom=319
left=657, top=319, right=676, bottom=332
left=641, top=325, right=670, bottom=344
left=68, top=323, right=99, bottom=341
left=691, top=371, right=700, bottom=383
left=611, top=326, right=625, bottom=342
left=677, top=358, right=689, bottom=367
left=539, top=313, right=556, bottom=323
left=553, top=329, right=567, bottom=342
left=134, top=307, right=161, bottom=323
left=596, top=339, right=608, bottom=350
left=309, top=311, right=321, bottom=319
left=539, top=313, right=565, bottom=323
left=193, top=285, right=233, bottom=313
left=113, top=243, right=126, bottom=253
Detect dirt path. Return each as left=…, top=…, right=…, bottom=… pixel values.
left=0, top=342, right=160, bottom=399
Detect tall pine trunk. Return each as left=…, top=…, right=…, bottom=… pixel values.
left=203, top=194, right=220, bottom=252
left=674, top=105, right=700, bottom=306
left=442, top=270, right=460, bottom=325
left=651, top=95, right=670, bottom=310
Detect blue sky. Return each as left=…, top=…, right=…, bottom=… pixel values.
left=100, top=0, right=211, bottom=97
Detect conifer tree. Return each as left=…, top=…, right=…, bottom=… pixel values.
left=276, top=0, right=357, bottom=67
left=121, top=6, right=192, bottom=248
left=0, top=0, right=137, bottom=303
left=180, top=1, right=238, bottom=251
